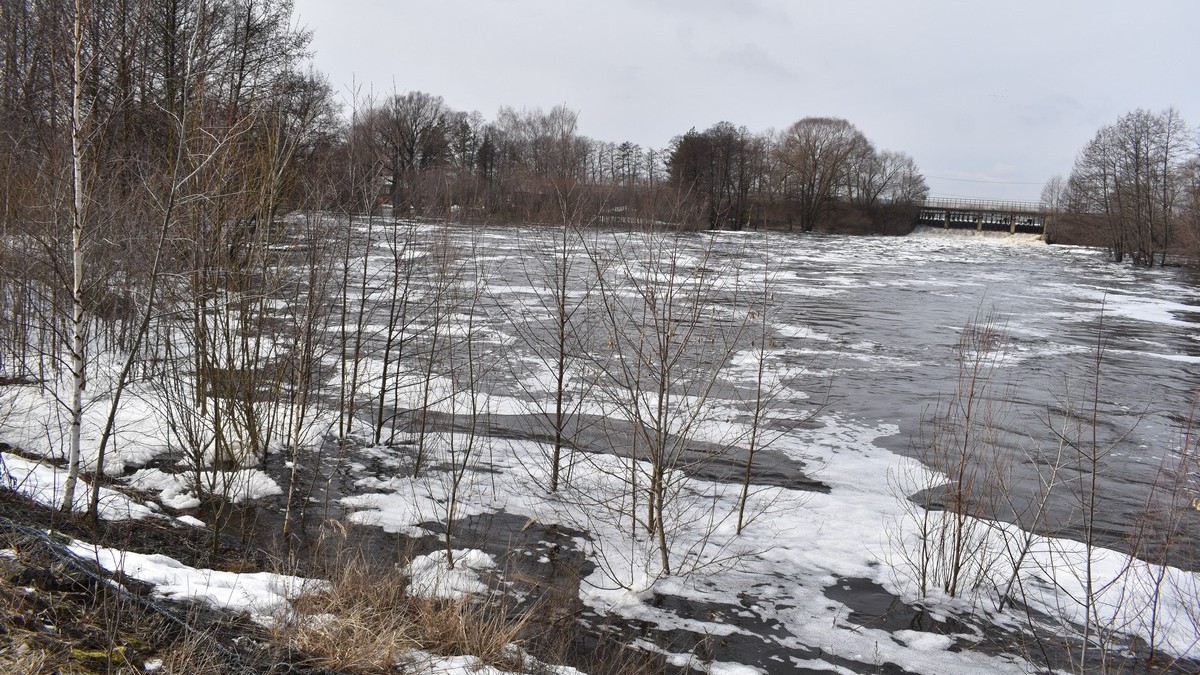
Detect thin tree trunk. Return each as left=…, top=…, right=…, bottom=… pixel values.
left=61, top=0, right=87, bottom=512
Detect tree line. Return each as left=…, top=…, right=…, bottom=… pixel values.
left=332, top=91, right=930, bottom=233
left=1046, top=107, right=1200, bottom=265
left=0, top=0, right=933, bottom=253
left=0, top=0, right=810, bottom=560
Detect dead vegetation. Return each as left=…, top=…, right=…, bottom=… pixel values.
left=0, top=503, right=271, bottom=674
left=275, top=552, right=528, bottom=673
left=0, top=487, right=672, bottom=675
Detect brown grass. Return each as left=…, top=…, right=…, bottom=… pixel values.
left=0, top=641, right=57, bottom=675
left=275, top=550, right=529, bottom=673
left=152, top=624, right=233, bottom=675
left=0, top=501, right=668, bottom=675
left=0, top=528, right=244, bottom=674
left=0, top=547, right=146, bottom=674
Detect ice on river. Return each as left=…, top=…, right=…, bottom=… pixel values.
left=5, top=224, right=1200, bottom=673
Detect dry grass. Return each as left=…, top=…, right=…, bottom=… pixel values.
left=275, top=550, right=530, bottom=673
left=0, top=549, right=144, bottom=674
left=409, top=591, right=529, bottom=667
left=0, top=529, right=245, bottom=675
left=0, top=500, right=669, bottom=675
left=270, top=522, right=679, bottom=675
left=0, top=641, right=58, bottom=675
left=152, top=624, right=234, bottom=675
left=280, top=554, right=415, bottom=672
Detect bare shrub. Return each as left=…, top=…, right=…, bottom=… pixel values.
left=889, top=312, right=1009, bottom=600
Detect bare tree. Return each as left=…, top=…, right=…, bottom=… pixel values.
left=581, top=222, right=755, bottom=580
left=778, top=117, right=871, bottom=232
left=491, top=104, right=591, bottom=221
left=331, top=86, right=384, bottom=442
left=731, top=240, right=820, bottom=534
left=503, top=221, right=598, bottom=493
left=436, top=234, right=494, bottom=568
left=1179, top=156, right=1200, bottom=254
left=667, top=122, right=761, bottom=230
left=412, top=228, right=463, bottom=476
left=372, top=220, right=420, bottom=446
left=374, top=90, right=449, bottom=213
left=1067, top=108, right=1191, bottom=265
left=1040, top=174, right=1068, bottom=241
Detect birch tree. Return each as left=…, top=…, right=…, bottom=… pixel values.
left=60, top=0, right=89, bottom=511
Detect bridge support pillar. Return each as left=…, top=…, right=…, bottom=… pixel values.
left=944, top=212, right=949, bottom=230
left=975, top=216, right=982, bottom=233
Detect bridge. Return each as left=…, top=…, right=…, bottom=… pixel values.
left=916, top=198, right=1045, bottom=235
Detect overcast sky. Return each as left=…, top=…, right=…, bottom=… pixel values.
left=292, top=0, right=1199, bottom=202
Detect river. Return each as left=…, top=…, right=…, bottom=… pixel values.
left=295, top=220, right=1200, bottom=672
left=442, top=224, right=1200, bottom=566
left=765, top=228, right=1200, bottom=561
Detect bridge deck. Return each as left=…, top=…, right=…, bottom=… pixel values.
left=923, top=197, right=1043, bottom=214
left=917, top=197, right=1045, bottom=235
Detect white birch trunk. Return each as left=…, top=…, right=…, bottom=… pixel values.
left=61, top=0, right=87, bottom=511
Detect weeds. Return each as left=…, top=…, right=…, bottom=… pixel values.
left=275, top=545, right=533, bottom=673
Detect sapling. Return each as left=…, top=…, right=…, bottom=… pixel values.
left=374, top=221, right=419, bottom=446
left=889, top=311, right=1014, bottom=602
left=335, top=88, right=386, bottom=442
left=733, top=238, right=821, bottom=535
left=60, top=0, right=89, bottom=513
left=439, top=233, right=493, bottom=567
left=501, top=220, right=599, bottom=493
left=413, top=228, right=461, bottom=476
left=578, top=211, right=760, bottom=582
left=281, top=213, right=340, bottom=538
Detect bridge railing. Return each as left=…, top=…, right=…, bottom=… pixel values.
left=922, top=197, right=1044, bottom=214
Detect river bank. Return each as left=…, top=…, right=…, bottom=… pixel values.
left=3, top=223, right=1199, bottom=673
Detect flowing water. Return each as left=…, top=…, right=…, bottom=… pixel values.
left=444, top=224, right=1200, bottom=564
left=759, top=228, right=1200, bottom=560
left=285, top=221, right=1200, bottom=673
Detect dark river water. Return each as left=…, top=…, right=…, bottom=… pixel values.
left=309, top=222, right=1200, bottom=673
left=449, top=225, right=1200, bottom=565
left=743, top=228, right=1200, bottom=562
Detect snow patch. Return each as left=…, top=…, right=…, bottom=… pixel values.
left=404, top=549, right=496, bottom=600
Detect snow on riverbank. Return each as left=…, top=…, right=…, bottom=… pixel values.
left=0, top=376, right=170, bottom=476
left=5, top=223, right=1200, bottom=673
left=66, top=539, right=326, bottom=625
left=0, top=360, right=310, bottom=517
left=338, top=411, right=1200, bottom=672
left=1, top=453, right=158, bottom=520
